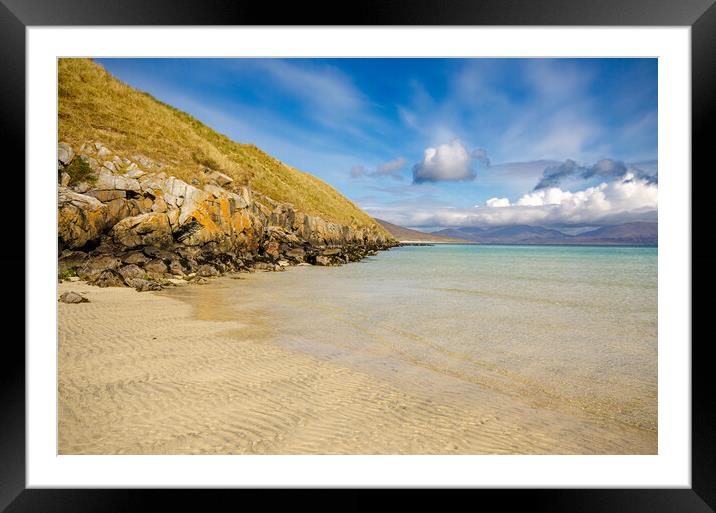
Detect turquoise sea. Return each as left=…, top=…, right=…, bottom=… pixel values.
left=176, top=244, right=658, bottom=452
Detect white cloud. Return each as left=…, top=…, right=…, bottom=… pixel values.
left=516, top=187, right=574, bottom=206
left=412, top=140, right=477, bottom=183
left=365, top=173, right=657, bottom=228
left=486, top=197, right=510, bottom=208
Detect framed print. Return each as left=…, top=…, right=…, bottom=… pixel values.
left=3, top=0, right=715, bottom=511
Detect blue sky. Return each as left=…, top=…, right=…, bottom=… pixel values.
left=96, top=58, right=658, bottom=229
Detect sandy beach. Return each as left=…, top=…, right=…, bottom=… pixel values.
left=58, top=260, right=656, bottom=455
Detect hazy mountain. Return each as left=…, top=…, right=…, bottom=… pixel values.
left=431, top=222, right=657, bottom=246
left=575, top=222, right=658, bottom=245
left=434, top=225, right=569, bottom=244
left=375, top=219, right=472, bottom=243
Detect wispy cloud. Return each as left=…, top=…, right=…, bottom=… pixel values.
left=351, top=157, right=407, bottom=180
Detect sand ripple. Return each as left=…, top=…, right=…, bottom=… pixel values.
left=58, top=282, right=655, bottom=454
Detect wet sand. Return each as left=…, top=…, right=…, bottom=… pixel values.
left=58, top=273, right=656, bottom=455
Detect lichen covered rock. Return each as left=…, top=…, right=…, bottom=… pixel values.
left=57, top=141, right=397, bottom=287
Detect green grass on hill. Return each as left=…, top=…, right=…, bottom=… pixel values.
left=58, top=58, right=391, bottom=236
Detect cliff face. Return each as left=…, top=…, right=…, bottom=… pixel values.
left=58, top=141, right=396, bottom=289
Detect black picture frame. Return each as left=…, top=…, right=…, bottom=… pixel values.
left=2, top=1, right=713, bottom=511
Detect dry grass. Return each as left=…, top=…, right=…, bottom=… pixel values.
left=58, top=58, right=390, bottom=235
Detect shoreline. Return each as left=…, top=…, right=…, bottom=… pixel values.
left=58, top=269, right=657, bottom=455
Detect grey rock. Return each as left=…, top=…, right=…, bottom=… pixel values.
left=169, top=259, right=185, bottom=276
left=87, top=269, right=126, bottom=287
left=122, top=251, right=150, bottom=265
left=96, top=144, right=112, bottom=158
left=314, top=255, right=332, bottom=266
left=206, top=171, right=234, bottom=187
left=118, top=264, right=145, bottom=282
left=59, top=250, right=89, bottom=273
left=86, top=189, right=126, bottom=202
left=285, top=247, right=305, bottom=261
left=124, top=168, right=145, bottom=179
left=59, top=291, right=89, bottom=303
left=78, top=255, right=122, bottom=279
left=58, top=143, right=74, bottom=165
left=73, top=181, right=91, bottom=193
left=166, top=278, right=189, bottom=287
left=196, top=264, right=219, bottom=277
left=143, top=259, right=168, bottom=274
left=143, top=246, right=175, bottom=261
left=127, top=278, right=163, bottom=292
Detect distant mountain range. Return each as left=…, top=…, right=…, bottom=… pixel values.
left=380, top=221, right=657, bottom=246
left=375, top=219, right=473, bottom=243
left=436, top=222, right=657, bottom=246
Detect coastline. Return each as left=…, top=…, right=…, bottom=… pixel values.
left=58, top=266, right=657, bottom=455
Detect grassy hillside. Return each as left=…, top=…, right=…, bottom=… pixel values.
left=58, top=58, right=390, bottom=236
left=375, top=219, right=473, bottom=243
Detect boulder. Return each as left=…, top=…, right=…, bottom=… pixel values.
left=127, top=278, right=162, bottom=292
left=77, top=255, right=121, bottom=279
left=151, top=197, right=168, bottom=213
left=59, top=291, right=89, bottom=304
left=263, top=241, right=280, bottom=260
left=314, top=255, right=332, bottom=266
left=58, top=250, right=89, bottom=273
left=87, top=269, right=126, bottom=287
left=196, top=264, right=219, bottom=277
left=169, top=259, right=185, bottom=276
left=143, top=246, right=175, bottom=262
left=122, top=251, right=150, bottom=265
left=58, top=143, right=74, bottom=166
left=86, top=189, right=126, bottom=202
left=111, top=213, right=173, bottom=248
left=58, top=187, right=109, bottom=248
left=124, top=169, right=145, bottom=179
left=284, top=247, right=306, bottom=261
left=118, top=264, right=145, bottom=282
left=166, top=278, right=189, bottom=287
left=95, top=169, right=141, bottom=193
left=206, top=170, right=234, bottom=187
left=143, top=259, right=168, bottom=274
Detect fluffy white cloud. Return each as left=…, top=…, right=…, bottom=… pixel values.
left=486, top=197, right=511, bottom=208
left=365, top=173, right=657, bottom=227
left=412, top=140, right=477, bottom=183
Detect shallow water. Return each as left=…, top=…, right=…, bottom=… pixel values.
left=169, top=244, right=657, bottom=453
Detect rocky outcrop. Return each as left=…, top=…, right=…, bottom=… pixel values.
left=57, top=142, right=396, bottom=290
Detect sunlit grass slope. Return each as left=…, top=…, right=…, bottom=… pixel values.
left=58, top=58, right=390, bottom=236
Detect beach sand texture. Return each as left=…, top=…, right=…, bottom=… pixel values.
left=58, top=273, right=656, bottom=455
